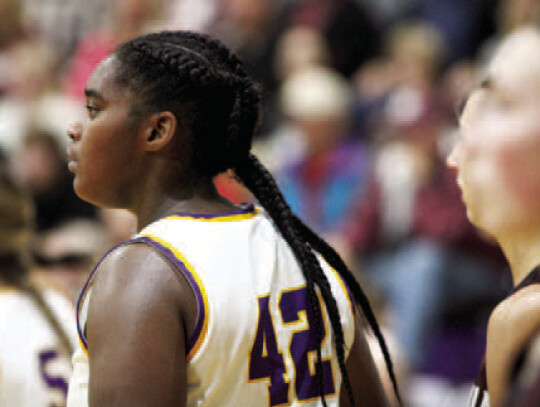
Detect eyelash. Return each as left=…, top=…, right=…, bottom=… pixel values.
left=86, top=105, right=100, bottom=119
left=454, top=94, right=470, bottom=119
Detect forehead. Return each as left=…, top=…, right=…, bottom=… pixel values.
left=488, top=29, right=540, bottom=96
left=86, top=56, right=128, bottom=101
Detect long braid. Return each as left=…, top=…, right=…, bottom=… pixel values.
left=1, top=259, right=73, bottom=359
left=293, top=214, right=402, bottom=405
left=236, top=154, right=354, bottom=407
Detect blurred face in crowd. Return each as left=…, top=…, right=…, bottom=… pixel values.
left=447, top=27, right=540, bottom=236
left=297, top=115, right=346, bottom=157
left=222, top=0, right=272, bottom=30
left=20, top=135, right=64, bottom=195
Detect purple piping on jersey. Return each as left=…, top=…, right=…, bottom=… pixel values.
left=137, top=236, right=206, bottom=356
left=169, top=203, right=255, bottom=219
left=341, top=277, right=356, bottom=315
left=76, top=238, right=144, bottom=350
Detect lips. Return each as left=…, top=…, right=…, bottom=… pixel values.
left=66, top=147, right=79, bottom=173
left=67, top=161, right=78, bottom=173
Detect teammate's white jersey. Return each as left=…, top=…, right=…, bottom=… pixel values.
left=67, top=204, right=355, bottom=406
left=468, top=385, right=490, bottom=407
left=0, top=287, right=77, bottom=407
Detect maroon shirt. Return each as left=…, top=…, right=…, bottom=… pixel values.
left=344, top=166, right=506, bottom=269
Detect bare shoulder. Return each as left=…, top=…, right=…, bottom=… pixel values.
left=86, top=242, right=194, bottom=405
left=87, top=241, right=196, bottom=349
left=486, top=285, right=540, bottom=407
left=488, top=285, right=540, bottom=350
left=91, top=242, right=192, bottom=305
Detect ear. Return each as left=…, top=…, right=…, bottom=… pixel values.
left=142, top=111, right=177, bottom=152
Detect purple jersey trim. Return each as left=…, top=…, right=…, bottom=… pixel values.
left=137, top=236, right=206, bottom=356
left=169, top=203, right=255, bottom=219
left=76, top=238, right=144, bottom=350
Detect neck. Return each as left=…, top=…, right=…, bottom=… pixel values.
left=496, top=229, right=540, bottom=286
left=131, top=175, right=235, bottom=232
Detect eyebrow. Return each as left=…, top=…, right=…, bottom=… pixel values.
left=84, top=89, right=106, bottom=101
left=456, top=75, right=494, bottom=118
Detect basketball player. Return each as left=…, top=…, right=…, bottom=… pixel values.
left=65, top=31, right=399, bottom=406
left=0, top=158, right=77, bottom=406
left=447, top=26, right=540, bottom=407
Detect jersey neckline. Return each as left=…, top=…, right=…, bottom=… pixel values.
left=165, top=203, right=259, bottom=221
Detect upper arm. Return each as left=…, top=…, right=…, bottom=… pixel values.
left=86, top=243, right=192, bottom=407
left=339, top=310, right=390, bottom=407
left=486, top=286, right=540, bottom=407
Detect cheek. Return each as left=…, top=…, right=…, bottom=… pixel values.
left=75, top=121, right=135, bottom=205
left=466, top=116, right=540, bottom=227
left=498, top=133, right=540, bottom=209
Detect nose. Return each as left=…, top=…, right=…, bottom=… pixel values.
left=447, top=142, right=460, bottom=169
left=67, top=121, right=82, bottom=141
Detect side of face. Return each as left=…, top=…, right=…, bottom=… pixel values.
left=448, top=28, right=540, bottom=235
left=68, top=57, right=146, bottom=209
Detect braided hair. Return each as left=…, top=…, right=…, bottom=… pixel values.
left=112, top=31, right=401, bottom=406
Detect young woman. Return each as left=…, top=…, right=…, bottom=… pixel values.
left=447, top=26, right=540, bottom=407
left=65, top=31, right=399, bottom=406
left=0, top=157, right=76, bottom=406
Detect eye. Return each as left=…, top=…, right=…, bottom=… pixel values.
left=454, top=94, right=470, bottom=120
left=86, top=105, right=100, bottom=119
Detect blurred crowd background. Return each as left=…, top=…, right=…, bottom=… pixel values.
left=1, top=0, right=539, bottom=405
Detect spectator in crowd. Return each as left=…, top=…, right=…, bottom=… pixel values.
left=405, top=0, right=498, bottom=64
left=273, top=25, right=330, bottom=85
left=349, top=21, right=444, bottom=145
left=284, top=0, right=381, bottom=78
left=480, top=0, right=540, bottom=62
left=16, top=130, right=96, bottom=231
left=0, top=38, right=81, bottom=154
left=64, top=0, right=165, bottom=100
left=276, top=66, right=369, bottom=237
left=342, top=88, right=507, bottom=376
left=211, top=0, right=286, bottom=92
left=33, top=219, right=105, bottom=304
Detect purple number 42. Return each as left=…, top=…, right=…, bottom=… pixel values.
left=248, top=286, right=335, bottom=406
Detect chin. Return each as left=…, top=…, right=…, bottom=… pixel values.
left=466, top=206, right=487, bottom=229
left=465, top=206, right=480, bottom=226
left=72, top=177, right=88, bottom=202
left=73, top=179, right=107, bottom=208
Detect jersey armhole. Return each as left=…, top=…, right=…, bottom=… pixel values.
left=76, top=236, right=210, bottom=361
left=137, top=234, right=209, bottom=362
left=76, top=238, right=144, bottom=353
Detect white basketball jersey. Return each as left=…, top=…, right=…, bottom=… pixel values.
left=67, top=204, right=355, bottom=406
left=0, top=287, right=77, bottom=407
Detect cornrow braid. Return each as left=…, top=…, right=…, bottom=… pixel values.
left=235, top=154, right=354, bottom=407
left=115, top=33, right=259, bottom=176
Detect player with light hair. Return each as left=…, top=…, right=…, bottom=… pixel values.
left=448, top=26, right=540, bottom=407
